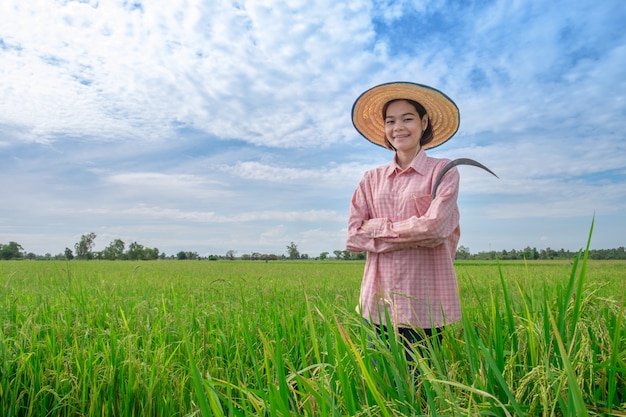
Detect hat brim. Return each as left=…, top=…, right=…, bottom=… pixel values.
left=352, top=82, right=460, bottom=150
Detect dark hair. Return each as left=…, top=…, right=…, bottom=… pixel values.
left=382, top=99, right=434, bottom=149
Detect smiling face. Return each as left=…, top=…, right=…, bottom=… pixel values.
left=384, top=100, right=429, bottom=156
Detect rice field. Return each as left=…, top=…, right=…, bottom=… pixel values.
left=1, top=246, right=624, bottom=415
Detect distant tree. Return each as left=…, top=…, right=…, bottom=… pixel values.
left=0, top=241, right=25, bottom=260
left=143, top=247, right=159, bottom=260
left=455, top=245, right=471, bottom=260
left=541, top=247, right=557, bottom=260
left=174, top=251, right=198, bottom=260
left=226, top=250, right=236, bottom=260
left=521, top=246, right=539, bottom=260
left=64, top=247, right=74, bottom=260
left=333, top=250, right=343, bottom=259
left=319, top=252, right=329, bottom=260
left=75, top=232, right=96, bottom=260
left=286, top=242, right=300, bottom=259
left=103, top=239, right=125, bottom=260
left=127, top=242, right=145, bottom=260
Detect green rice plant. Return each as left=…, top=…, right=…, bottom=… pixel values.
left=0, top=237, right=624, bottom=416
left=188, top=338, right=224, bottom=417
left=448, top=220, right=625, bottom=416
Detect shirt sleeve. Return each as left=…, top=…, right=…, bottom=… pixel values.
left=346, top=176, right=416, bottom=254
left=360, top=165, right=460, bottom=247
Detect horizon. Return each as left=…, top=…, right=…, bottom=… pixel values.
left=4, top=226, right=622, bottom=259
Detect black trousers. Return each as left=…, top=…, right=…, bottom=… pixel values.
left=373, top=323, right=443, bottom=362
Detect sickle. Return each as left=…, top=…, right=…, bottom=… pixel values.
left=432, top=158, right=499, bottom=198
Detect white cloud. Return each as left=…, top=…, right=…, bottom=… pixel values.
left=2, top=0, right=379, bottom=147
left=220, top=160, right=370, bottom=185
left=1, top=0, right=625, bottom=256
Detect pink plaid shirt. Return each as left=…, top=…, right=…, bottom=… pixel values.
left=346, top=150, right=462, bottom=329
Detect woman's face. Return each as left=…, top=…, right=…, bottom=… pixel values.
left=384, top=100, right=428, bottom=154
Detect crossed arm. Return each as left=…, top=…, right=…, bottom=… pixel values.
left=346, top=168, right=460, bottom=254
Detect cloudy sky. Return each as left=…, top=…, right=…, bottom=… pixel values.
left=1, top=0, right=625, bottom=258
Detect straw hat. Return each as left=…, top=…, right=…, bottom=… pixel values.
left=352, top=82, right=460, bottom=150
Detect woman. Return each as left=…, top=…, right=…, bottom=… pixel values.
left=347, top=82, right=462, bottom=357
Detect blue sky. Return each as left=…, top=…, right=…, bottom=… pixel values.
left=1, top=0, right=625, bottom=258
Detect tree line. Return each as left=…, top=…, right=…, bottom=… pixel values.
left=1, top=236, right=625, bottom=261
left=1, top=234, right=170, bottom=261
left=455, top=245, right=626, bottom=261
left=0, top=236, right=309, bottom=261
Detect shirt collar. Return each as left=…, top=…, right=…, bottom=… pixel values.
left=386, top=149, right=428, bottom=177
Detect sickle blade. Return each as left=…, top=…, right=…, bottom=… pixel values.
left=432, top=158, right=499, bottom=198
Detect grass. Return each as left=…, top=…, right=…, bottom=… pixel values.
left=1, top=237, right=624, bottom=415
